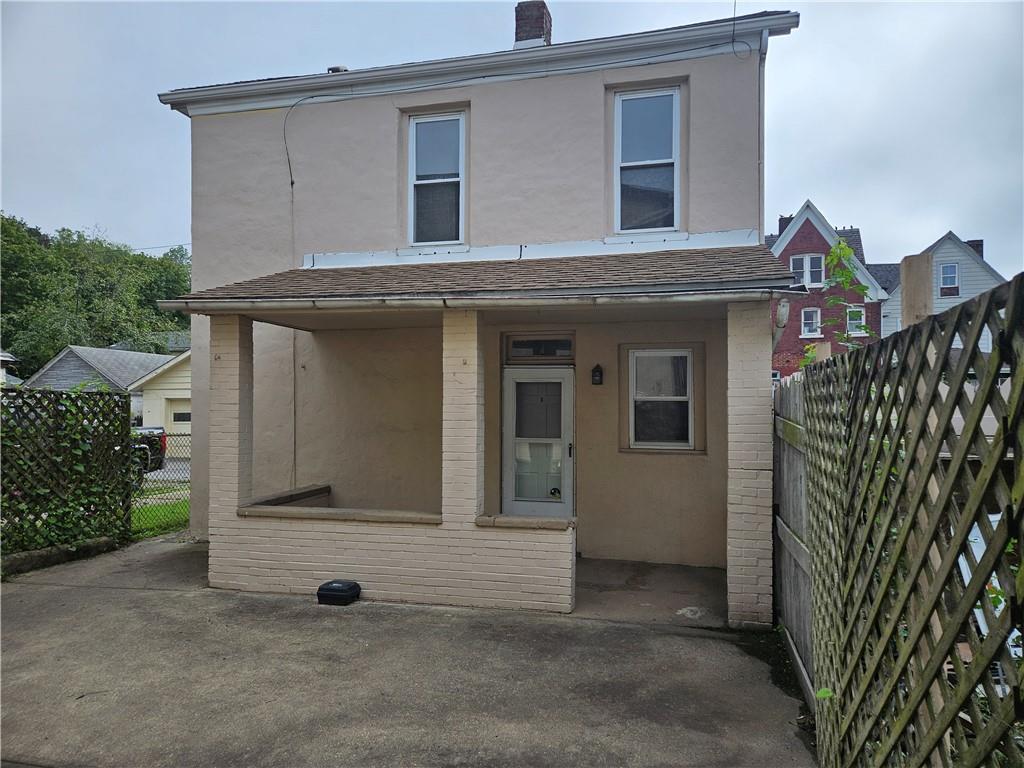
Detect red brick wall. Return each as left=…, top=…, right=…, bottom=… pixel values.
left=771, top=219, right=882, bottom=378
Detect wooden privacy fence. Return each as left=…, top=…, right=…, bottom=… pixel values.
left=774, top=274, right=1022, bottom=767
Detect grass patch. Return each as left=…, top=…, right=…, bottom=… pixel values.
left=132, top=498, right=189, bottom=539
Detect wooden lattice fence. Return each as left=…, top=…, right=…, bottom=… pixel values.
left=1, top=389, right=135, bottom=554
left=777, top=274, right=1022, bottom=767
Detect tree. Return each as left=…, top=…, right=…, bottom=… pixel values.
left=0, top=214, right=191, bottom=375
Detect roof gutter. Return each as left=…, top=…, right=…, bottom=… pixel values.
left=159, top=286, right=804, bottom=315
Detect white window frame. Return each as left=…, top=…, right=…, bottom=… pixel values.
left=800, top=307, right=823, bottom=338
left=846, top=305, right=868, bottom=337
left=939, top=262, right=959, bottom=291
left=791, top=254, right=825, bottom=288
left=628, top=348, right=693, bottom=450
left=408, top=112, right=465, bottom=246
left=614, top=88, right=680, bottom=234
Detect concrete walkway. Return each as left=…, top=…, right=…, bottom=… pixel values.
left=2, top=537, right=816, bottom=768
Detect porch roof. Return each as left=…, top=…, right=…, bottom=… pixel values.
left=164, top=245, right=794, bottom=311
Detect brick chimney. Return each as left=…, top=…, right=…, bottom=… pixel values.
left=515, top=1, right=552, bottom=49
left=965, top=239, right=984, bottom=259
left=778, top=215, right=794, bottom=236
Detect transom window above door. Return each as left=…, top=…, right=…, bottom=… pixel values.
left=409, top=113, right=464, bottom=245
left=504, top=334, right=575, bottom=364
left=614, top=88, right=679, bottom=233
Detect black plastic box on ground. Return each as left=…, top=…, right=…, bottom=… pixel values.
left=317, top=580, right=361, bottom=606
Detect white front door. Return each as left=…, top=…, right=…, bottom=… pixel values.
left=502, top=367, right=574, bottom=518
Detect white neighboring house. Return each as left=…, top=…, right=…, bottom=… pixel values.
left=128, top=351, right=192, bottom=456
left=870, top=233, right=1006, bottom=343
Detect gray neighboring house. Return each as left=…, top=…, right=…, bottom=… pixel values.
left=23, top=346, right=175, bottom=422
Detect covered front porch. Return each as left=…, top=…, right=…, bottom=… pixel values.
left=199, top=296, right=774, bottom=627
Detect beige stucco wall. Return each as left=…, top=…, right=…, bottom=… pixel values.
left=188, top=52, right=763, bottom=539
left=482, top=316, right=727, bottom=567
left=292, top=327, right=442, bottom=513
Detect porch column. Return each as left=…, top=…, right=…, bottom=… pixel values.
left=726, top=301, right=774, bottom=628
left=208, top=315, right=254, bottom=523
left=441, top=310, right=484, bottom=527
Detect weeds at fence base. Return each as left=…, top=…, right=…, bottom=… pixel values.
left=132, top=499, right=189, bottom=539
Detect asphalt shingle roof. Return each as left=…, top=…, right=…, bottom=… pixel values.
left=69, top=347, right=176, bottom=389
left=765, top=226, right=866, bottom=263
left=866, top=263, right=901, bottom=292
left=176, top=246, right=794, bottom=302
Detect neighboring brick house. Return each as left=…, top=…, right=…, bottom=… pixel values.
left=766, top=200, right=887, bottom=378
left=157, top=4, right=801, bottom=627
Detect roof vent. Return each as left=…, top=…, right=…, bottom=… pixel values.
left=327, top=65, right=348, bottom=74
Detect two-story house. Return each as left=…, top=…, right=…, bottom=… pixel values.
left=158, top=4, right=800, bottom=628
left=868, top=232, right=1005, bottom=342
left=766, top=200, right=888, bottom=378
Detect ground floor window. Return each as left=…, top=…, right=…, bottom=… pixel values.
left=628, top=348, right=692, bottom=449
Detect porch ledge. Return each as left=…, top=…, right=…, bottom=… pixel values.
left=247, top=484, right=332, bottom=507
left=475, top=515, right=576, bottom=531
left=238, top=505, right=442, bottom=525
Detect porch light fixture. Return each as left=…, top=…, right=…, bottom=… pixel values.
left=591, top=364, right=603, bottom=385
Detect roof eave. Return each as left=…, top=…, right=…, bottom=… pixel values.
left=158, top=12, right=799, bottom=116
left=160, top=279, right=799, bottom=314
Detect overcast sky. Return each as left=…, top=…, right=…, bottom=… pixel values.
left=2, top=1, right=1022, bottom=277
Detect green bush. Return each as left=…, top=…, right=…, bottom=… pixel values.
left=1, top=389, right=136, bottom=555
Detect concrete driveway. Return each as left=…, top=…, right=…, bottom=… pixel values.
left=2, top=537, right=816, bottom=768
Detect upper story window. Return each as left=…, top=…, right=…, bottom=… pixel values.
left=409, top=113, right=464, bottom=245
left=614, top=88, right=679, bottom=233
left=939, top=263, right=960, bottom=297
left=791, top=254, right=825, bottom=287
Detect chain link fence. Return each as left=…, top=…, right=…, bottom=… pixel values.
left=132, top=433, right=190, bottom=537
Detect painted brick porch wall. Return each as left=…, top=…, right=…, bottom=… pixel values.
left=726, top=301, right=774, bottom=627
left=772, top=219, right=882, bottom=378
left=207, top=311, right=576, bottom=613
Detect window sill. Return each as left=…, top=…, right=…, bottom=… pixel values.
left=605, top=229, right=684, bottom=243
left=475, top=515, right=575, bottom=531
left=239, top=504, right=442, bottom=525
left=621, top=446, right=706, bottom=455
left=800, top=333, right=824, bottom=339
left=399, top=243, right=467, bottom=256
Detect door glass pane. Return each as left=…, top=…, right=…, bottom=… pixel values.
left=415, top=119, right=460, bottom=180
left=620, top=94, right=674, bottom=162
left=620, top=164, right=674, bottom=230
left=634, top=401, right=689, bottom=444
left=514, top=441, right=563, bottom=500
left=634, top=354, right=687, bottom=397
left=414, top=181, right=459, bottom=242
left=515, top=381, right=561, bottom=439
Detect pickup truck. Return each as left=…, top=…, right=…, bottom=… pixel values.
left=132, top=427, right=167, bottom=473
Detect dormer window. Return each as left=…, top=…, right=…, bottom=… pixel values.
left=614, top=88, right=679, bottom=233
left=409, top=113, right=464, bottom=245
left=791, top=254, right=825, bottom=287
left=939, top=263, right=959, bottom=297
